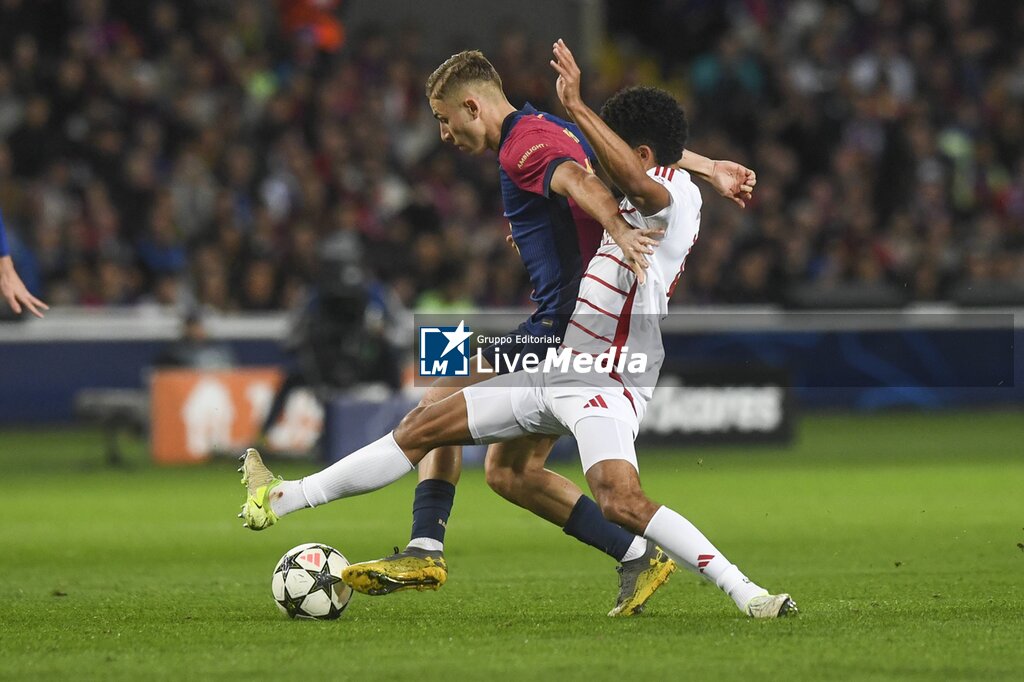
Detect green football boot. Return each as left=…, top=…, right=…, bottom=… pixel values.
left=237, top=448, right=281, bottom=531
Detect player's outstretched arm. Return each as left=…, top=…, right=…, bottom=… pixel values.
left=676, top=150, right=756, bottom=208
left=550, top=39, right=671, bottom=217
left=0, top=255, right=48, bottom=318
left=548, top=161, right=661, bottom=285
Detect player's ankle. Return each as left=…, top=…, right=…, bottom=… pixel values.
left=268, top=479, right=312, bottom=517
left=407, top=537, right=444, bottom=553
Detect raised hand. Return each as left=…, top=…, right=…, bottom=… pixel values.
left=550, top=39, right=583, bottom=115
left=709, top=160, right=757, bottom=208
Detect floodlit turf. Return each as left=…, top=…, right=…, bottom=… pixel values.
left=1, top=412, right=1022, bottom=680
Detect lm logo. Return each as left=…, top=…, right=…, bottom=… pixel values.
left=419, top=320, right=472, bottom=377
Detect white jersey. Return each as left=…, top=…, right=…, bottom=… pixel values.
left=464, top=165, right=702, bottom=452
left=559, top=165, right=702, bottom=417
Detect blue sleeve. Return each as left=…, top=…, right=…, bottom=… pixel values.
left=0, top=208, right=9, bottom=257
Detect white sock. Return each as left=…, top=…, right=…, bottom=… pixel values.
left=620, top=535, right=648, bottom=563
left=643, top=506, right=767, bottom=611
left=406, top=537, right=444, bottom=553
left=269, top=432, right=414, bottom=517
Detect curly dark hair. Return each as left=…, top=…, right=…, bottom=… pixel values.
left=599, top=86, right=688, bottom=166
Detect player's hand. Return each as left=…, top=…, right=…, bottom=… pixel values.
left=550, top=39, right=583, bottom=114
left=0, top=255, right=48, bottom=318
left=709, top=160, right=756, bottom=208
left=505, top=234, right=520, bottom=255
left=611, top=226, right=664, bottom=285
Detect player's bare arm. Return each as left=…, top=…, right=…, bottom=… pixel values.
left=0, top=255, right=48, bottom=318
left=550, top=39, right=671, bottom=216
left=547, top=160, right=662, bottom=284
left=676, top=151, right=756, bottom=208
left=548, top=40, right=753, bottom=210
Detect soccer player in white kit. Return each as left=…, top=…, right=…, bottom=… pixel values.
left=240, top=40, right=796, bottom=619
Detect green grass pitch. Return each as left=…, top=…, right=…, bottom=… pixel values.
left=1, top=412, right=1022, bottom=680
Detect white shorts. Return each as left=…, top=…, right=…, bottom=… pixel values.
left=463, top=372, right=640, bottom=472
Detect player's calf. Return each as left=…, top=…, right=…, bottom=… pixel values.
left=585, top=462, right=660, bottom=535
left=575, top=420, right=797, bottom=618
left=594, top=491, right=660, bottom=535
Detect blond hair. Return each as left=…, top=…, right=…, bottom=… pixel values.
left=425, top=50, right=503, bottom=100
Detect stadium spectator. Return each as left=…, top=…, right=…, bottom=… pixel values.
left=154, top=309, right=237, bottom=369
left=0, top=0, right=1021, bottom=312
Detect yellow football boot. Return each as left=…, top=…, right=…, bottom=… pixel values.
left=608, top=541, right=677, bottom=617
left=342, top=546, right=448, bottom=595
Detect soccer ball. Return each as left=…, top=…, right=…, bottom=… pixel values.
left=272, top=542, right=353, bottom=620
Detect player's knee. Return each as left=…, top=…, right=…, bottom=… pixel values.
left=394, top=405, right=431, bottom=449
left=416, top=389, right=442, bottom=410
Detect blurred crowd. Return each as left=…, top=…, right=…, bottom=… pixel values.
left=610, top=0, right=1024, bottom=304
left=0, top=0, right=1022, bottom=313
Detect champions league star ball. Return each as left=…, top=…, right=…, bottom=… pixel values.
left=272, top=543, right=354, bottom=620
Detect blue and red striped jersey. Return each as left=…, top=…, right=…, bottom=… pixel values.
left=497, top=103, right=603, bottom=320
